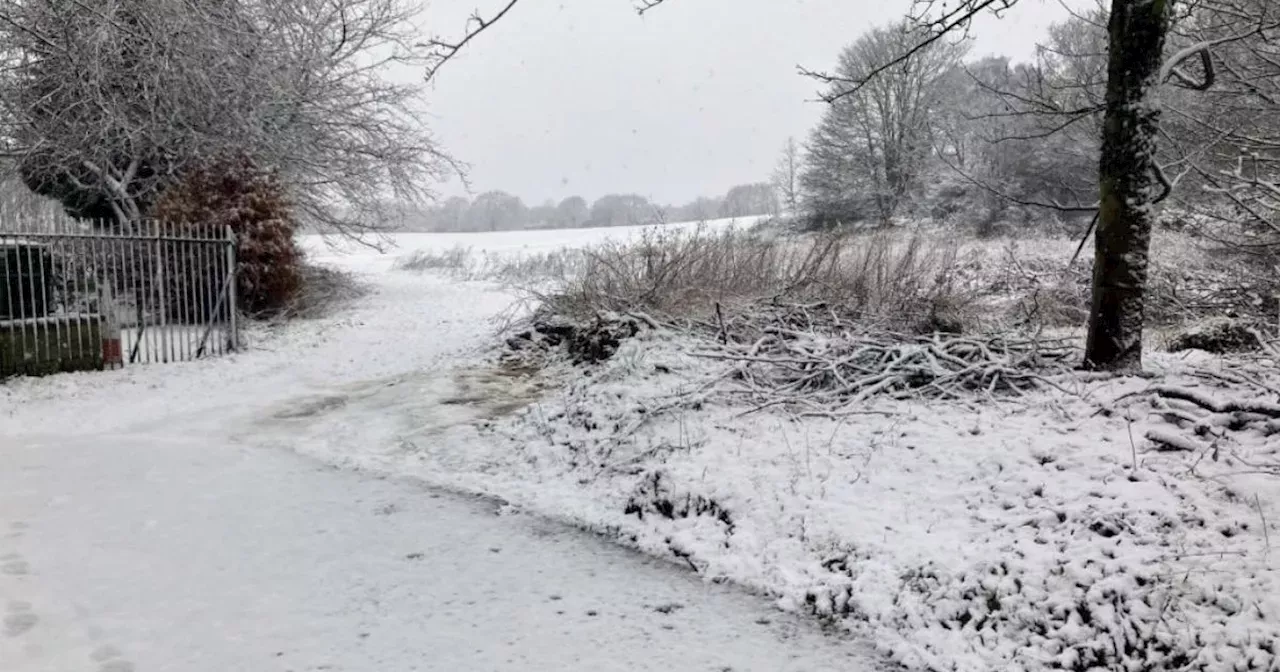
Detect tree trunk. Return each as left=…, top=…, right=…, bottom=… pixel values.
left=1084, top=0, right=1172, bottom=372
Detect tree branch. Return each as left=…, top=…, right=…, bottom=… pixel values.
left=635, top=0, right=671, bottom=14
left=801, top=0, right=1017, bottom=103
left=420, top=0, right=523, bottom=83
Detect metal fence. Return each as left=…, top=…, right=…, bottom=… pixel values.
left=1, top=218, right=238, bottom=377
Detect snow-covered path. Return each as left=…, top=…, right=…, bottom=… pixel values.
left=0, top=245, right=882, bottom=672
left=0, top=431, right=876, bottom=672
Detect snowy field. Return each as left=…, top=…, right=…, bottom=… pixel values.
left=300, top=215, right=761, bottom=273
left=3, top=218, right=1278, bottom=672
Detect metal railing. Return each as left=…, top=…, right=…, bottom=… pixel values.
left=1, top=217, right=238, bottom=377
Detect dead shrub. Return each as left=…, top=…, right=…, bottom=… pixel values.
left=988, top=232, right=1280, bottom=334
left=536, top=226, right=976, bottom=335
left=396, top=246, right=474, bottom=274
left=396, top=246, right=581, bottom=286
left=282, top=264, right=370, bottom=320
left=480, top=249, right=584, bottom=285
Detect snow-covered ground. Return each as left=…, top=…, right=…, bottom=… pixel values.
left=1, top=217, right=884, bottom=672
left=274, top=328, right=1280, bottom=671
left=4, top=219, right=1278, bottom=671
left=0, top=430, right=878, bottom=672
left=300, top=215, right=764, bottom=274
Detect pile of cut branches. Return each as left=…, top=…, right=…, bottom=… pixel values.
left=692, top=319, right=1077, bottom=415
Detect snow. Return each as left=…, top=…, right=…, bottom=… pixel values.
left=300, top=215, right=765, bottom=273
left=340, top=336, right=1279, bottom=672
left=0, top=217, right=882, bottom=672
left=0, top=432, right=879, bottom=672
left=3, top=220, right=1277, bottom=671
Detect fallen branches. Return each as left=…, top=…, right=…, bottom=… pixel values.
left=694, top=325, right=1076, bottom=412
left=1110, top=382, right=1280, bottom=476
left=1113, top=384, right=1280, bottom=418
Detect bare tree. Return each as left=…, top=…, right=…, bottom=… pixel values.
left=1160, top=0, right=1280, bottom=247
left=556, top=196, right=591, bottom=228
left=802, top=21, right=966, bottom=225
left=772, top=137, right=802, bottom=216
left=722, top=183, right=779, bottom=218
left=589, top=194, right=655, bottom=227
left=0, top=0, right=455, bottom=235
left=465, top=191, right=528, bottom=231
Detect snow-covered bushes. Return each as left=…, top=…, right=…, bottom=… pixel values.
left=396, top=245, right=474, bottom=274
left=536, top=226, right=979, bottom=336
left=396, top=245, right=584, bottom=285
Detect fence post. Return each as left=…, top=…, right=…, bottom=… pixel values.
left=225, top=225, right=238, bottom=351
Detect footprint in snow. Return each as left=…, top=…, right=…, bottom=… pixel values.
left=92, top=644, right=136, bottom=672
left=4, top=602, right=37, bottom=637
left=1, top=558, right=30, bottom=575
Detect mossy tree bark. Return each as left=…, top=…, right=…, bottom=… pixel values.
left=1084, top=0, right=1173, bottom=371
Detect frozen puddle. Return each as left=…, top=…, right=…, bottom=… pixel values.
left=1, top=365, right=885, bottom=671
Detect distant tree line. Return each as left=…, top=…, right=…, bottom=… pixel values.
left=397, top=182, right=779, bottom=232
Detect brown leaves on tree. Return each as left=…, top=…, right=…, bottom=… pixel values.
left=152, top=157, right=302, bottom=317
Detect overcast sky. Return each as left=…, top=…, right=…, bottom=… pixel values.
left=408, top=0, right=1081, bottom=207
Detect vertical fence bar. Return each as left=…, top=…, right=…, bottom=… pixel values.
left=191, top=229, right=203, bottom=359
left=2, top=231, right=15, bottom=375
left=104, top=220, right=120, bottom=369
left=167, top=222, right=180, bottom=362
left=194, top=228, right=206, bottom=358
left=225, top=225, right=238, bottom=352
left=199, top=228, right=212, bottom=358
left=59, top=232, right=74, bottom=367
left=82, top=227, right=94, bottom=369
left=163, top=221, right=174, bottom=362
left=178, top=223, right=192, bottom=362
left=85, top=221, right=100, bottom=368
left=139, top=220, right=151, bottom=365
left=144, top=220, right=157, bottom=364
left=71, top=231, right=84, bottom=368
left=54, top=232, right=71, bottom=368
left=208, top=229, right=220, bottom=356
left=21, top=237, right=37, bottom=373
left=105, top=220, right=116, bottom=366
left=87, top=226, right=102, bottom=369
left=10, top=229, right=23, bottom=374
left=145, top=220, right=155, bottom=363
left=161, top=221, right=170, bottom=363
left=214, top=228, right=225, bottom=357
left=32, top=239, right=44, bottom=371
left=174, top=223, right=184, bottom=361
left=37, top=234, right=58, bottom=372
left=126, top=219, right=142, bottom=366
left=78, top=230, right=91, bottom=368
left=117, top=221, right=130, bottom=366
left=144, top=221, right=157, bottom=365
left=211, top=228, right=223, bottom=357
left=106, top=221, right=118, bottom=368
left=169, top=221, right=180, bottom=362
left=186, top=226, right=198, bottom=361
left=131, top=221, right=142, bottom=364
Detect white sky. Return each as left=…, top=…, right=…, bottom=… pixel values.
left=407, top=0, right=1082, bottom=206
